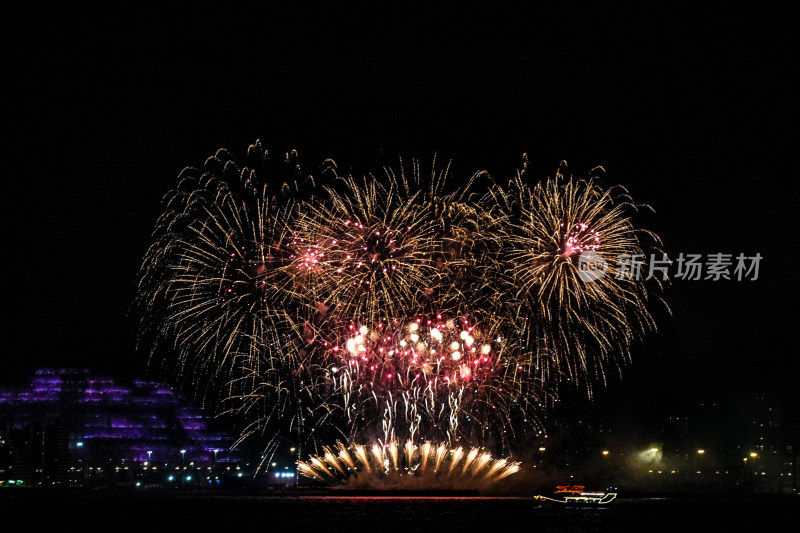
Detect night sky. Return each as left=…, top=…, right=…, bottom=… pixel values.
left=5, top=7, right=796, bottom=442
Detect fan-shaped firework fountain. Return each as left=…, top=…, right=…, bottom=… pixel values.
left=137, top=141, right=666, bottom=486
left=297, top=440, right=520, bottom=489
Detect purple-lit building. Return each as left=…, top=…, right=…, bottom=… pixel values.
left=0, top=369, right=238, bottom=486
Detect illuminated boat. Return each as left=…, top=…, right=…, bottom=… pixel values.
left=534, top=484, right=617, bottom=506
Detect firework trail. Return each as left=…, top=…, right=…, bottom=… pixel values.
left=297, top=438, right=521, bottom=489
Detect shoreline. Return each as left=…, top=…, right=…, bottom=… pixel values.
left=1, top=486, right=796, bottom=500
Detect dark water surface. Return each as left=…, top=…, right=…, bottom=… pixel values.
left=1, top=492, right=796, bottom=532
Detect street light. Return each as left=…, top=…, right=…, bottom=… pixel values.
left=694, top=449, right=706, bottom=474
left=212, top=449, right=218, bottom=481
left=289, top=448, right=297, bottom=485
left=181, top=449, right=186, bottom=468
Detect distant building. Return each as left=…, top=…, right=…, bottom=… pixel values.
left=0, top=368, right=238, bottom=487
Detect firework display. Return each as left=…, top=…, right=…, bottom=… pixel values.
left=319, top=312, right=540, bottom=450
left=137, top=143, right=335, bottom=462
left=137, top=144, right=302, bottom=388
left=297, top=439, right=520, bottom=489
left=289, top=173, right=440, bottom=324
left=489, top=155, right=667, bottom=393
left=138, top=141, right=665, bottom=486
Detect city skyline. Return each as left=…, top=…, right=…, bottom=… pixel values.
left=2, top=366, right=793, bottom=493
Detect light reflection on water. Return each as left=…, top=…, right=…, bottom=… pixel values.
left=2, top=493, right=796, bottom=532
